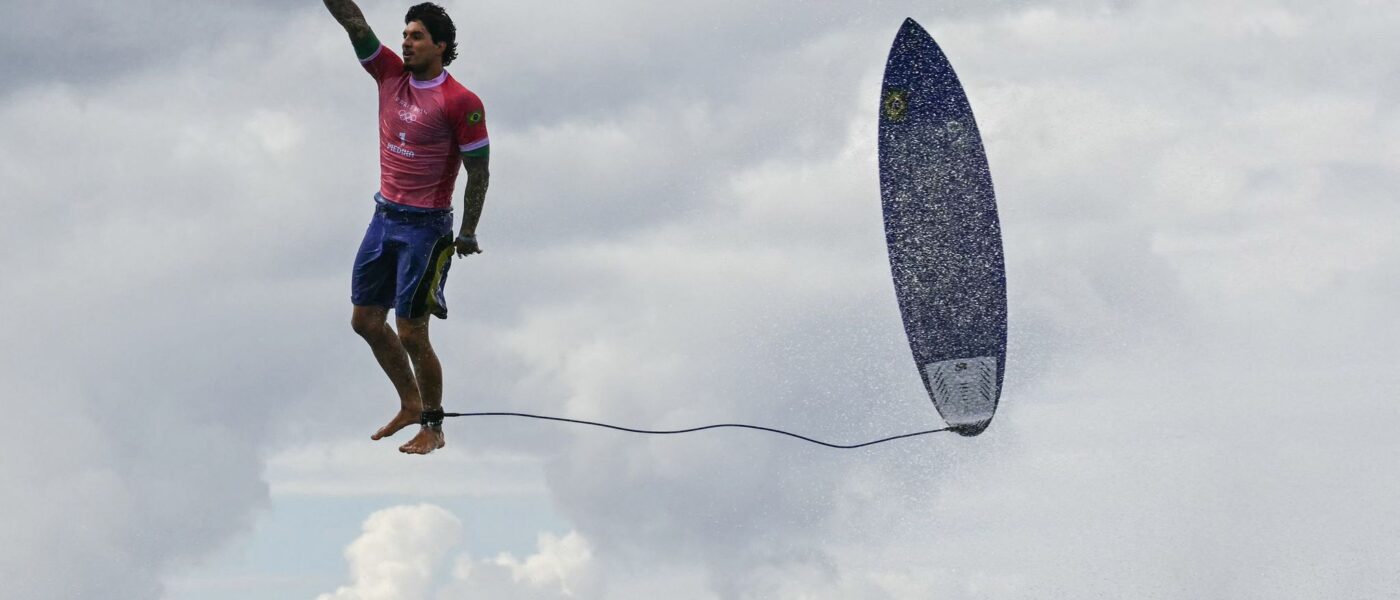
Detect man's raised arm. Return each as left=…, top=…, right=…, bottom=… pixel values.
left=324, top=0, right=380, bottom=59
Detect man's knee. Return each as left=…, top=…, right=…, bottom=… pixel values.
left=351, top=306, right=388, bottom=338
left=396, top=318, right=431, bottom=353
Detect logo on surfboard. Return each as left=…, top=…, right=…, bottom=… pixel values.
left=883, top=89, right=909, bottom=121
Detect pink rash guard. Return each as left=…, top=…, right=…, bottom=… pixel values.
left=361, top=44, right=489, bottom=210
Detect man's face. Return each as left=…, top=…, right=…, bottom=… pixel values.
left=401, top=20, right=442, bottom=72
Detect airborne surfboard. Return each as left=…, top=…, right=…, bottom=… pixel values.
left=878, top=18, right=1007, bottom=436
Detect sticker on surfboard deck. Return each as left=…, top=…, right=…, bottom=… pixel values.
left=878, top=18, right=1008, bottom=436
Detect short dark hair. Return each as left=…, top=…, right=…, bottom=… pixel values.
left=405, top=3, right=458, bottom=66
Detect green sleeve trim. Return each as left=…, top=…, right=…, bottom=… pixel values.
left=353, top=32, right=381, bottom=61
left=462, top=146, right=490, bottom=159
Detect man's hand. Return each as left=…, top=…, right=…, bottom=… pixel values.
left=455, top=233, right=481, bottom=257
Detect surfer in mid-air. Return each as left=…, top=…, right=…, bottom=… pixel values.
left=324, top=0, right=491, bottom=455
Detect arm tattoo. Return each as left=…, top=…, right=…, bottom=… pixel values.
left=323, top=0, right=372, bottom=41
left=461, top=156, right=491, bottom=234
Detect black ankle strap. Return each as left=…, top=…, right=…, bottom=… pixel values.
left=420, top=408, right=445, bottom=429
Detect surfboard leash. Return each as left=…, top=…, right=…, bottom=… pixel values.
left=427, top=410, right=951, bottom=449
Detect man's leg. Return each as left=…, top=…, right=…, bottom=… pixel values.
left=396, top=315, right=446, bottom=454
left=351, top=304, right=425, bottom=439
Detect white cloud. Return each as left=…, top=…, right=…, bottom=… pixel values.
left=441, top=531, right=599, bottom=599
left=319, top=505, right=601, bottom=600
left=318, top=504, right=463, bottom=600
left=490, top=531, right=594, bottom=595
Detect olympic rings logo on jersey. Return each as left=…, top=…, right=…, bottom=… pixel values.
left=397, top=109, right=419, bottom=123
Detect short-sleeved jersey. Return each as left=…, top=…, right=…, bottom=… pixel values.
left=361, top=45, right=489, bottom=210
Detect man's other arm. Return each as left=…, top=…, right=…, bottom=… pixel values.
left=456, top=154, right=490, bottom=255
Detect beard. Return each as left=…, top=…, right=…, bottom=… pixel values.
left=402, top=57, right=434, bottom=76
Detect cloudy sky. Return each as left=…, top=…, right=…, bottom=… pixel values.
left=2, top=0, right=1397, bottom=598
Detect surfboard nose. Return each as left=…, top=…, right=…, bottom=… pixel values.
left=898, top=18, right=931, bottom=41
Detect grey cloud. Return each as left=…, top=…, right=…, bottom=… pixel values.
left=0, top=13, right=369, bottom=597
left=0, top=0, right=309, bottom=95
left=3, top=0, right=1398, bottom=598
left=482, top=3, right=1400, bottom=597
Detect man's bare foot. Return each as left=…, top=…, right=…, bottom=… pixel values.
left=399, top=426, right=446, bottom=455
left=371, top=408, right=422, bottom=440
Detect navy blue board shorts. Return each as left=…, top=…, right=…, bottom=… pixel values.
left=352, top=195, right=454, bottom=319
